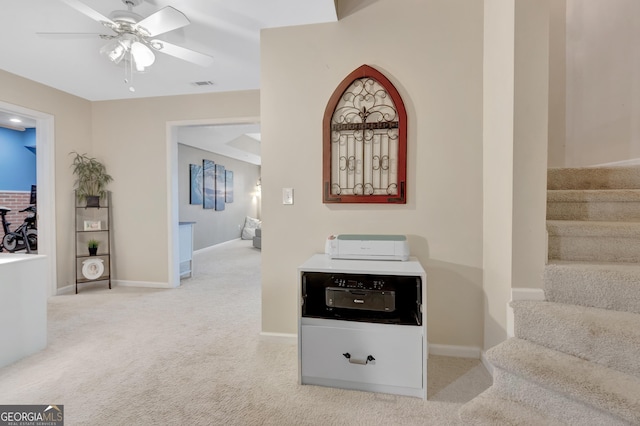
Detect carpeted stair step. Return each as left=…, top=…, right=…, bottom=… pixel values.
left=547, top=189, right=640, bottom=221
left=547, top=220, right=640, bottom=262
left=459, top=386, right=566, bottom=426
left=512, top=300, right=640, bottom=378
left=486, top=338, right=640, bottom=425
left=548, top=166, right=640, bottom=190
left=544, top=262, right=640, bottom=313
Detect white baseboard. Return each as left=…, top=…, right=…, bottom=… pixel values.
left=55, top=280, right=172, bottom=294
left=259, top=332, right=297, bottom=343
left=593, top=157, right=640, bottom=167
left=114, top=280, right=173, bottom=289
left=512, top=288, right=545, bottom=301
left=428, top=343, right=481, bottom=359
left=55, top=284, right=75, bottom=295
left=194, top=238, right=242, bottom=255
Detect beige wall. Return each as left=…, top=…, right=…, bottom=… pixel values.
left=548, top=0, right=567, bottom=167
left=91, top=91, right=260, bottom=285
left=1, top=0, right=562, bottom=351
left=261, top=0, right=485, bottom=348
left=0, top=69, right=92, bottom=291
left=562, top=0, right=640, bottom=166
left=0, top=73, right=259, bottom=289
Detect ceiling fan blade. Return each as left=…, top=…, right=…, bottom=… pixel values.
left=134, top=6, right=190, bottom=37
left=60, top=0, right=116, bottom=28
left=150, top=40, right=213, bottom=67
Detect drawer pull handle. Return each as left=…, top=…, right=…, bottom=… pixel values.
left=353, top=299, right=365, bottom=304
left=343, top=353, right=375, bottom=365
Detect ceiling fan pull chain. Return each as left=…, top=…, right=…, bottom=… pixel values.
left=125, top=50, right=135, bottom=92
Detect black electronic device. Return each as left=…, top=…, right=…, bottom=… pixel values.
left=301, top=272, right=421, bottom=325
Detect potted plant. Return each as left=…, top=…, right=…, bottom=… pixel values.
left=70, top=151, right=113, bottom=207
left=87, top=239, right=99, bottom=256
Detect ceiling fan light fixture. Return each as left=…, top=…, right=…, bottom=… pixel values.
left=100, top=39, right=127, bottom=64
left=131, top=41, right=155, bottom=69
left=54, top=0, right=214, bottom=91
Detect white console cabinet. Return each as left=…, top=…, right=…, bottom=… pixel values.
left=298, top=254, right=427, bottom=399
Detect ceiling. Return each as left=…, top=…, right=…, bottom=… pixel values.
left=0, top=0, right=337, bottom=101
left=0, top=0, right=337, bottom=163
left=178, top=123, right=262, bottom=166
left=0, top=111, right=37, bottom=131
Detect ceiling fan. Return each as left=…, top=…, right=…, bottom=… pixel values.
left=40, top=0, right=214, bottom=90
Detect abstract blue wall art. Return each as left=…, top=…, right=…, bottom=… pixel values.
left=189, top=163, right=203, bottom=205
left=203, top=159, right=215, bottom=209
left=215, top=164, right=226, bottom=211
left=225, top=170, right=234, bottom=203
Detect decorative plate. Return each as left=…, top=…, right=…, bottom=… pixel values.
left=82, top=258, right=104, bottom=280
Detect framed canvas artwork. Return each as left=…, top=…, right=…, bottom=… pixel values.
left=225, top=170, right=234, bottom=203
left=189, top=163, right=203, bottom=205
left=203, top=159, right=215, bottom=209
left=215, top=164, right=226, bottom=211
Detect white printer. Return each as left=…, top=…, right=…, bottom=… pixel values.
left=324, top=234, right=410, bottom=261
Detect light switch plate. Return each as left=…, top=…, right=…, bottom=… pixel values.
left=283, top=188, right=294, bottom=205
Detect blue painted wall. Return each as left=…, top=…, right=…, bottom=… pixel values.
left=0, top=127, right=36, bottom=191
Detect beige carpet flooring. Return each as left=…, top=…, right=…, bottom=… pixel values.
left=0, top=239, right=490, bottom=425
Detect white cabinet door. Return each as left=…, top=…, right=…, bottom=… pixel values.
left=301, top=323, right=423, bottom=389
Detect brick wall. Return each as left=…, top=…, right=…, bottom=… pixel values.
left=0, top=191, right=32, bottom=234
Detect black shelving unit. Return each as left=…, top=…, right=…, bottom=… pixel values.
left=74, top=191, right=111, bottom=293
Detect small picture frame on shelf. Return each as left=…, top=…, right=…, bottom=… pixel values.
left=84, top=220, right=101, bottom=231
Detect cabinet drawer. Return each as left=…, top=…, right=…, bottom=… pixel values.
left=301, top=323, right=423, bottom=389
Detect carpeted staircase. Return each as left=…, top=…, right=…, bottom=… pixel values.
left=459, top=166, right=640, bottom=425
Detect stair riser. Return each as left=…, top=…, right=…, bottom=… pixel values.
left=544, top=265, right=640, bottom=314
left=513, top=302, right=640, bottom=378
left=491, top=368, right=631, bottom=426
left=548, top=236, right=640, bottom=263
left=547, top=201, right=640, bottom=221
left=548, top=167, right=640, bottom=190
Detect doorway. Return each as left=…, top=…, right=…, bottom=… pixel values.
left=0, top=101, right=57, bottom=297
left=166, top=116, right=260, bottom=287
